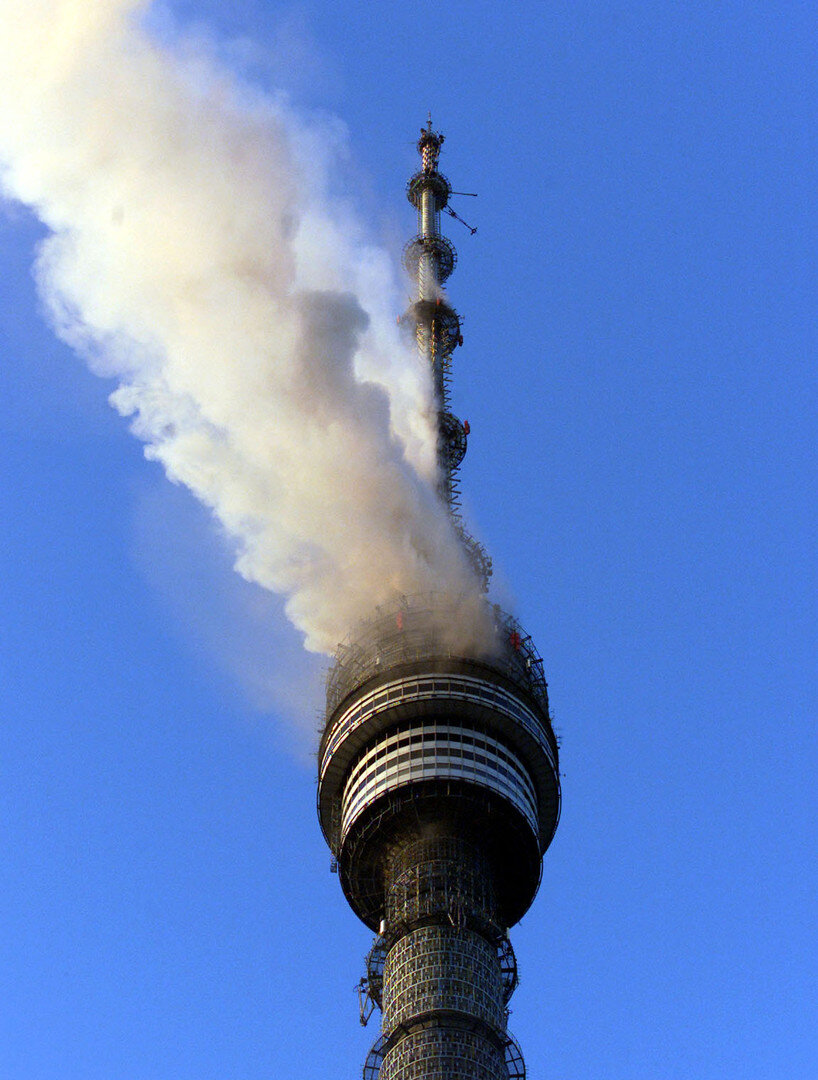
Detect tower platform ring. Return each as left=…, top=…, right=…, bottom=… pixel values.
left=318, top=669, right=560, bottom=854
left=323, top=597, right=552, bottom=720
left=403, top=299, right=462, bottom=349
left=406, top=171, right=452, bottom=210
left=340, top=720, right=542, bottom=840
left=335, top=778, right=544, bottom=930
left=403, top=235, right=457, bottom=282
left=439, top=411, right=468, bottom=470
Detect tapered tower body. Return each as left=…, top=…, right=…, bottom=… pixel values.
left=318, top=122, right=560, bottom=1080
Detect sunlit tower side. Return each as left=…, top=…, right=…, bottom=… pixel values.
left=317, top=121, right=561, bottom=1080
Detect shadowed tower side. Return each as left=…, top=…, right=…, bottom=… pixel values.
left=317, top=121, right=561, bottom=1080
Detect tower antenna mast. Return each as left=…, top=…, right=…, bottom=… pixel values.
left=402, top=119, right=491, bottom=587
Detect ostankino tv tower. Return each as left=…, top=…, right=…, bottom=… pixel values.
left=317, top=120, right=561, bottom=1080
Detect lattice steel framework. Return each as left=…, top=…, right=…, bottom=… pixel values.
left=318, top=122, right=561, bottom=1080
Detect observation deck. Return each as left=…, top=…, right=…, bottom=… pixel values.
left=318, top=594, right=560, bottom=931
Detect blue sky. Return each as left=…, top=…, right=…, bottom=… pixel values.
left=1, top=3, right=816, bottom=1078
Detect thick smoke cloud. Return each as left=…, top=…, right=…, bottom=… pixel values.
left=0, top=0, right=483, bottom=653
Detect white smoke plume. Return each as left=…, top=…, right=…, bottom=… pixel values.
left=0, top=0, right=484, bottom=654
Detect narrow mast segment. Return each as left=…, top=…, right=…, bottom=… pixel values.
left=402, top=118, right=491, bottom=589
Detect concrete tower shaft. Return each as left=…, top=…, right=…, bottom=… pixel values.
left=317, top=126, right=560, bottom=1080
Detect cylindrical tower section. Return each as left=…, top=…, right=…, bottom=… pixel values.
left=420, top=186, right=437, bottom=249
left=382, top=926, right=504, bottom=1034
left=379, top=1027, right=507, bottom=1080
left=377, top=838, right=509, bottom=1080
left=409, top=131, right=448, bottom=303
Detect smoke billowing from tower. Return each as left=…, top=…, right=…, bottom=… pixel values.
left=0, top=1, right=483, bottom=655
left=0, top=5, right=562, bottom=1073
left=319, top=124, right=560, bottom=1080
